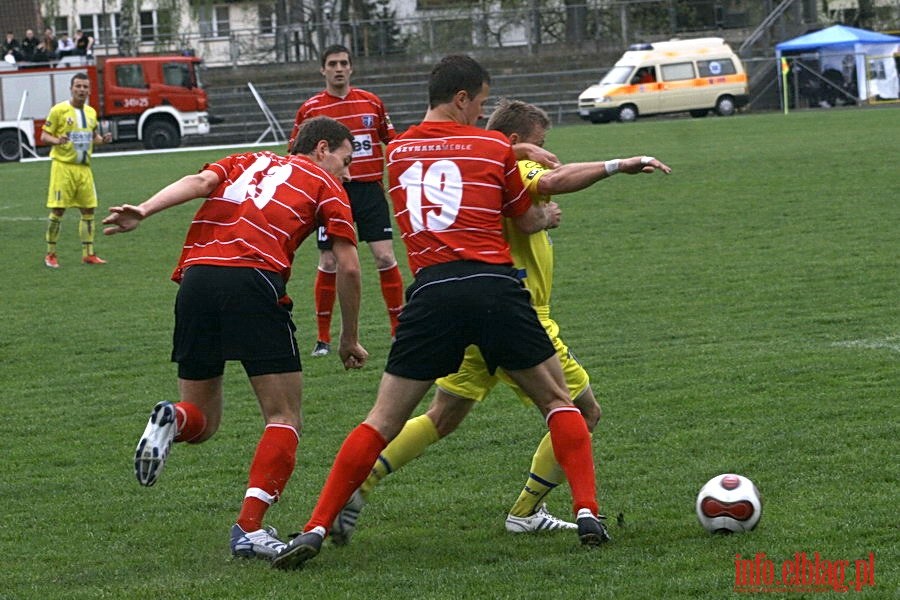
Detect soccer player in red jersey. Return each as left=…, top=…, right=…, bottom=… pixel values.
left=273, top=55, right=607, bottom=571
left=102, top=117, right=369, bottom=561
left=288, top=44, right=404, bottom=355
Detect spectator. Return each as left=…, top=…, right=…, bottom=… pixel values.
left=73, top=29, right=93, bottom=56
left=3, top=31, right=22, bottom=62
left=21, top=29, right=38, bottom=61
left=57, top=33, right=74, bottom=58
left=32, top=41, right=50, bottom=63
left=43, top=27, right=57, bottom=58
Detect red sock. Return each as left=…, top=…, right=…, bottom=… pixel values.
left=547, top=407, right=599, bottom=516
left=237, top=424, right=299, bottom=532
left=305, top=423, right=387, bottom=532
left=378, top=263, right=404, bottom=337
left=174, top=401, right=207, bottom=443
left=314, top=269, right=336, bottom=343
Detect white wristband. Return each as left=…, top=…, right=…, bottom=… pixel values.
left=641, top=156, right=655, bottom=165
left=604, top=159, right=620, bottom=176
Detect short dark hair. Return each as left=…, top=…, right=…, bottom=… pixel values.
left=486, top=98, right=551, bottom=139
left=290, top=116, right=353, bottom=155
left=428, top=54, right=490, bottom=109
left=70, top=72, right=90, bottom=87
left=321, top=44, right=352, bottom=68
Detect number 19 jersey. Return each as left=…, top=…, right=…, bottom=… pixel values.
left=386, top=121, right=531, bottom=275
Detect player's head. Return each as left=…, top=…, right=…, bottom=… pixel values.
left=428, top=55, right=490, bottom=108
left=69, top=72, right=91, bottom=104
left=486, top=98, right=551, bottom=147
left=321, top=44, right=352, bottom=68
left=290, top=116, right=354, bottom=180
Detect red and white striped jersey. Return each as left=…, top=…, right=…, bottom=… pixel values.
left=173, top=151, right=356, bottom=283
left=287, top=88, right=395, bottom=182
left=386, top=121, right=531, bottom=275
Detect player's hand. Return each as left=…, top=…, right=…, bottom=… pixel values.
left=339, top=342, right=368, bottom=370
left=620, top=156, right=672, bottom=175
left=544, top=201, right=561, bottom=229
left=102, top=204, right=145, bottom=235
left=101, top=132, right=113, bottom=144
left=514, top=142, right=561, bottom=169
left=57, top=134, right=70, bottom=145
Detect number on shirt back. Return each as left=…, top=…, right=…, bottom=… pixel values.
left=399, top=160, right=462, bottom=232
left=222, top=154, right=292, bottom=209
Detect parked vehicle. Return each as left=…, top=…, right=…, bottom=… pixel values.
left=577, top=37, right=749, bottom=123
left=0, top=55, right=210, bottom=161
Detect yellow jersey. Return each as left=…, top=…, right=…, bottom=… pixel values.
left=503, top=159, right=554, bottom=309
left=43, top=100, right=99, bottom=165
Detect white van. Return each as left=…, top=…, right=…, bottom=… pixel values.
left=577, top=38, right=749, bottom=123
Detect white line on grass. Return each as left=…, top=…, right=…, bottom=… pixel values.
left=20, top=141, right=280, bottom=163
left=830, top=337, right=900, bottom=353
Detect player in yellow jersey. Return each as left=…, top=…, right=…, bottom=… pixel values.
left=42, top=72, right=112, bottom=267
left=328, top=98, right=671, bottom=543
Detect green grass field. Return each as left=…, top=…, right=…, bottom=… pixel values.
left=1, top=107, right=897, bottom=599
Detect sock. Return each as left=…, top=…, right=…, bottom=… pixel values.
left=360, top=414, right=439, bottom=497
left=314, top=268, right=337, bottom=343
left=304, top=423, right=387, bottom=533
left=46, top=213, right=62, bottom=254
left=79, top=215, right=95, bottom=257
left=547, top=407, right=599, bottom=517
left=508, top=431, right=566, bottom=518
left=237, top=424, right=299, bottom=532
left=173, top=401, right=207, bottom=443
left=378, top=263, right=405, bottom=337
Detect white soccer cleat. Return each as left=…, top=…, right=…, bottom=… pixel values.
left=134, top=401, right=177, bottom=486
left=505, top=504, right=578, bottom=533
left=231, top=524, right=287, bottom=560
left=330, top=488, right=366, bottom=546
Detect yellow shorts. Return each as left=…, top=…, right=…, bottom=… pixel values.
left=47, top=161, right=98, bottom=209
left=436, top=315, right=590, bottom=405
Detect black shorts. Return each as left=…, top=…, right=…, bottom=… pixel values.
left=317, top=180, right=393, bottom=249
left=385, top=261, right=556, bottom=381
left=172, top=265, right=301, bottom=379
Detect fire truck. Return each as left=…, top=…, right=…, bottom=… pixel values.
left=0, top=55, right=210, bottom=161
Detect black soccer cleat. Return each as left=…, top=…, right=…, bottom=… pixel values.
left=576, top=509, right=611, bottom=547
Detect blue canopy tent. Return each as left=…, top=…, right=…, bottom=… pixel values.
left=775, top=25, right=900, bottom=106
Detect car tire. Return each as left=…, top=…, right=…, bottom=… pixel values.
left=715, top=96, right=736, bottom=117
left=618, top=105, right=638, bottom=123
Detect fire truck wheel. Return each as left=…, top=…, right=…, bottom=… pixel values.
left=143, top=120, right=181, bottom=150
left=0, top=130, right=26, bottom=162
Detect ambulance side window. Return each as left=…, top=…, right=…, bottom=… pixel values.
left=660, top=62, right=695, bottom=81
left=698, top=59, right=737, bottom=77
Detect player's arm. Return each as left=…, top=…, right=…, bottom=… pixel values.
left=514, top=142, right=560, bottom=168
left=41, top=111, right=68, bottom=145
left=102, top=170, right=220, bottom=235
left=331, top=237, right=368, bottom=370
left=536, top=155, right=672, bottom=196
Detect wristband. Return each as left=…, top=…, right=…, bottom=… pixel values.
left=604, top=159, right=620, bottom=176
left=641, top=156, right=655, bottom=165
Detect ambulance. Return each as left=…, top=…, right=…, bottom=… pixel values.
left=577, top=37, right=749, bottom=123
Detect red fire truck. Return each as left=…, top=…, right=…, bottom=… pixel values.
left=0, top=55, right=210, bottom=161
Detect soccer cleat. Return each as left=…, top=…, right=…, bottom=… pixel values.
left=576, top=508, right=611, bottom=547
left=330, top=489, right=366, bottom=546
left=311, top=340, right=331, bottom=357
left=44, top=253, right=59, bottom=268
left=134, top=401, right=177, bottom=486
left=82, top=254, right=107, bottom=264
left=271, top=529, right=324, bottom=570
left=505, top=503, right=577, bottom=533
left=230, top=524, right=287, bottom=560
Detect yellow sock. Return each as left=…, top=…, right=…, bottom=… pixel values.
left=360, top=414, right=439, bottom=498
left=79, top=215, right=95, bottom=257
left=508, top=432, right=566, bottom=518
left=46, top=213, right=62, bottom=254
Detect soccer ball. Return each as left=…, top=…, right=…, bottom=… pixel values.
left=695, top=473, right=762, bottom=534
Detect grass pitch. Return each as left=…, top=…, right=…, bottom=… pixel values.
left=0, top=107, right=897, bottom=599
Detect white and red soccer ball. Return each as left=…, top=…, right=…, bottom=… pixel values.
left=696, top=473, right=762, bottom=534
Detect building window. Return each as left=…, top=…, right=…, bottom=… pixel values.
left=259, top=4, right=277, bottom=36
left=140, top=10, right=173, bottom=43
left=53, top=17, right=70, bottom=37
left=79, top=13, right=121, bottom=46
left=199, top=6, right=231, bottom=39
